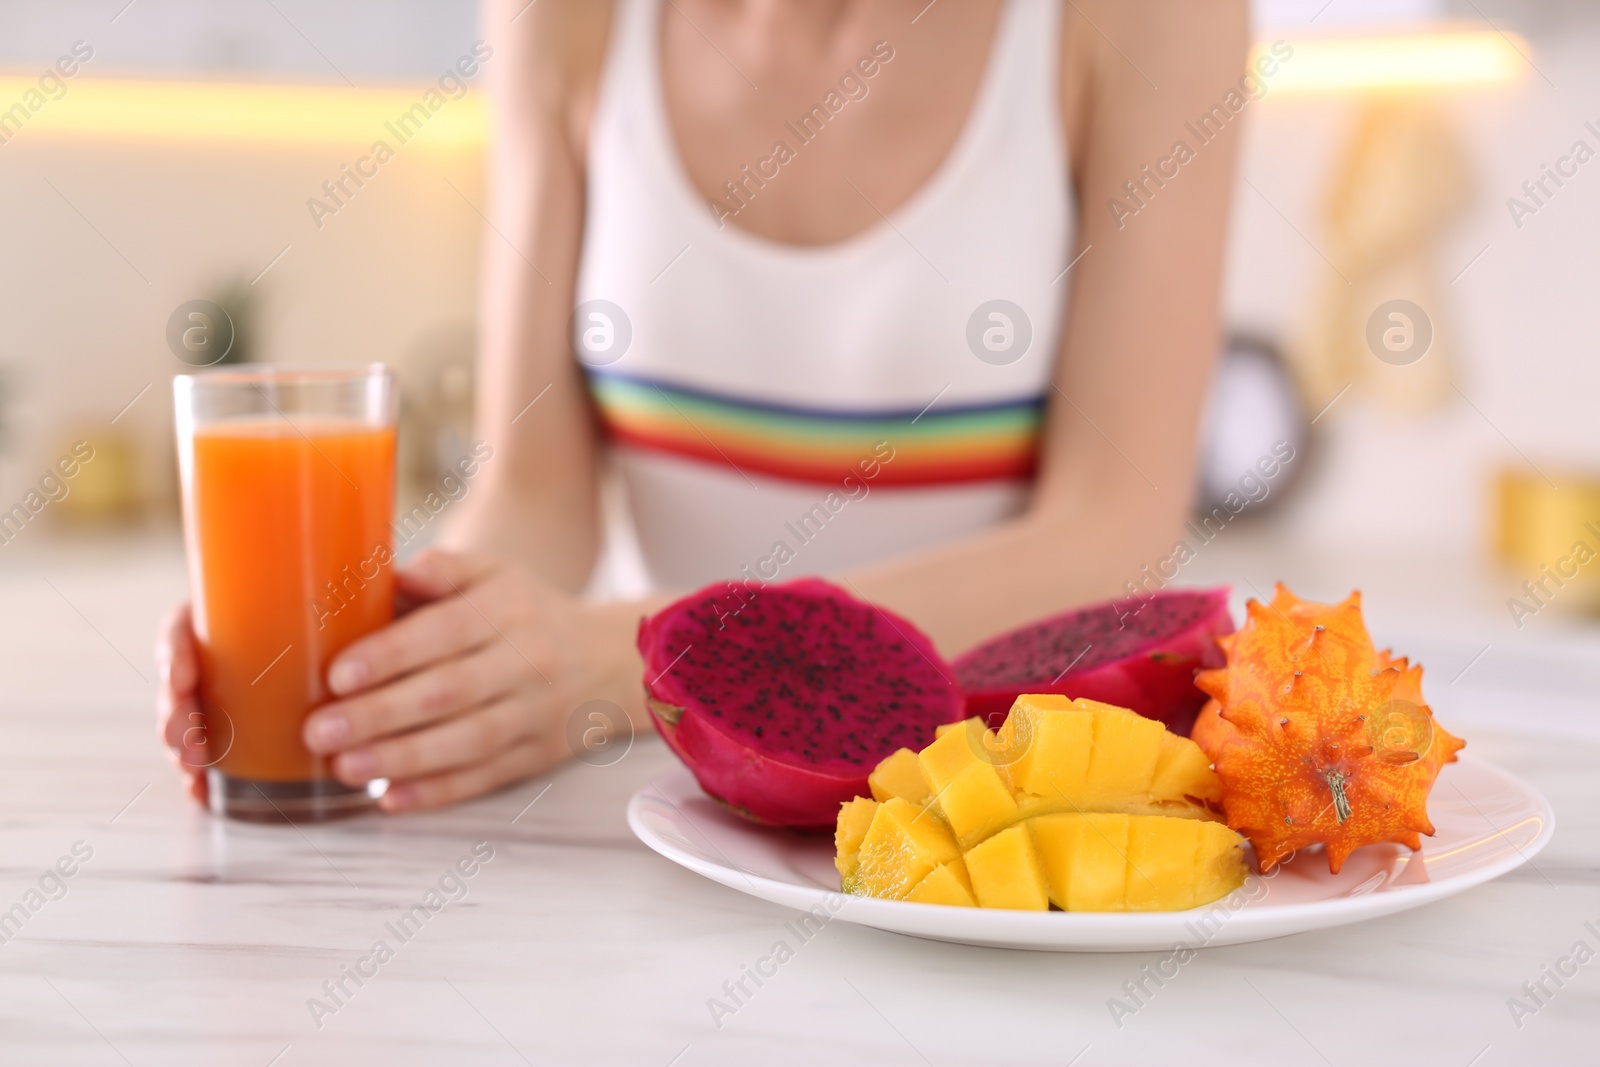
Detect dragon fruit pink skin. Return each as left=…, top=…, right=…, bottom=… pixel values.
left=638, top=577, right=965, bottom=832
left=952, top=588, right=1235, bottom=737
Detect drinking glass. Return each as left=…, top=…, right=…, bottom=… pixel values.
left=174, top=365, right=397, bottom=821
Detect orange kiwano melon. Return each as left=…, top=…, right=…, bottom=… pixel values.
left=1191, top=584, right=1465, bottom=874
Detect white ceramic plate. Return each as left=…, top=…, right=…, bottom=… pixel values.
left=627, top=756, right=1554, bottom=951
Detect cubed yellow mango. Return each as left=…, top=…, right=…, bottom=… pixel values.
left=1084, top=706, right=1164, bottom=802
left=1192, top=820, right=1249, bottom=907
left=849, top=797, right=960, bottom=899
left=1029, top=812, right=1246, bottom=912
left=964, top=826, right=1049, bottom=910
left=904, top=859, right=977, bottom=907
left=998, top=695, right=1094, bottom=800
left=1124, top=816, right=1202, bottom=911
left=918, top=722, right=1018, bottom=848
left=834, top=796, right=879, bottom=884
left=869, top=747, right=932, bottom=805
left=837, top=697, right=1244, bottom=912
left=938, top=763, right=1021, bottom=848
left=1150, top=731, right=1222, bottom=805
left=917, top=718, right=987, bottom=782
left=1029, top=812, right=1130, bottom=911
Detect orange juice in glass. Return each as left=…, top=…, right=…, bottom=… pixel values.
left=175, top=365, right=397, bottom=821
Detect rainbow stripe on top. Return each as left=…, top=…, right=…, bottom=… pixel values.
left=586, top=370, right=1044, bottom=487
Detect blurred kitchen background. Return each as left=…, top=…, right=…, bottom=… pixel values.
left=1, top=0, right=1597, bottom=736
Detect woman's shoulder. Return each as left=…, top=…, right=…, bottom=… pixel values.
left=1057, top=0, right=1247, bottom=170
left=1060, top=0, right=1249, bottom=81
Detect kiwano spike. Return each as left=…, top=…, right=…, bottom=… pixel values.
left=1194, top=666, right=1228, bottom=704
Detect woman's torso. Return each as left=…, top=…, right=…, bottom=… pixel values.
left=576, top=0, right=1072, bottom=591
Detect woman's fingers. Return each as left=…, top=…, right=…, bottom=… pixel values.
left=156, top=603, right=196, bottom=710
left=156, top=603, right=210, bottom=774
left=391, top=548, right=498, bottom=617
left=394, top=548, right=501, bottom=603
left=164, top=699, right=207, bottom=765
left=326, top=550, right=504, bottom=695
left=326, top=583, right=510, bottom=695
left=305, top=641, right=528, bottom=753
left=379, top=733, right=569, bottom=813
left=332, top=694, right=547, bottom=786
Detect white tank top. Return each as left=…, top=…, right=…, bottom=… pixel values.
left=577, top=0, right=1071, bottom=592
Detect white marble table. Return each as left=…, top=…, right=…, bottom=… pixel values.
left=2, top=534, right=1597, bottom=1065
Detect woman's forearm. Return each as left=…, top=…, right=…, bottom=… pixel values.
left=443, top=478, right=599, bottom=594
left=843, top=484, right=1193, bottom=658
left=442, top=2, right=608, bottom=595
left=543, top=479, right=1193, bottom=713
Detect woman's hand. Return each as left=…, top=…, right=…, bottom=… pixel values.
left=305, top=549, right=645, bottom=812
left=156, top=604, right=211, bottom=806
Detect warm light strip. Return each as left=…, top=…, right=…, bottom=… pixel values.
left=0, top=77, right=487, bottom=147
left=0, top=29, right=1528, bottom=146
left=1256, top=30, right=1528, bottom=94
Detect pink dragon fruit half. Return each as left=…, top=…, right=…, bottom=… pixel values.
left=953, top=588, right=1235, bottom=737
left=638, top=578, right=965, bottom=832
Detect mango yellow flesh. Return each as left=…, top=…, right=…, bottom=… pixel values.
left=1028, top=812, right=1245, bottom=911
left=1152, top=732, right=1223, bottom=805
left=837, top=695, right=1248, bottom=911
left=1124, top=816, right=1201, bottom=911
left=845, top=797, right=960, bottom=899
left=999, top=694, right=1092, bottom=799
left=904, top=858, right=976, bottom=907
left=834, top=796, right=879, bottom=884
left=917, top=700, right=1221, bottom=851
left=998, top=696, right=1221, bottom=810
left=1030, top=811, right=1129, bottom=911
left=965, top=825, right=1050, bottom=911
left=916, top=723, right=1018, bottom=849
left=868, top=747, right=931, bottom=805
left=838, top=805, right=1244, bottom=912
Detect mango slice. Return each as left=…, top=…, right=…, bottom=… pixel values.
left=1030, top=812, right=1131, bottom=911
left=997, top=697, right=1220, bottom=815
left=1124, top=816, right=1203, bottom=911
left=916, top=723, right=1018, bottom=849
left=838, top=695, right=1248, bottom=912
left=834, top=796, right=879, bottom=884
left=997, top=694, right=1092, bottom=799
left=1193, top=820, right=1252, bottom=906
left=1029, top=812, right=1246, bottom=912
left=964, top=826, right=1049, bottom=911
left=848, top=797, right=960, bottom=899
left=869, top=748, right=931, bottom=805
left=905, top=858, right=976, bottom=907
left=1083, top=704, right=1165, bottom=804
left=1151, top=731, right=1222, bottom=805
